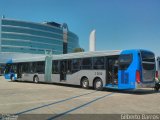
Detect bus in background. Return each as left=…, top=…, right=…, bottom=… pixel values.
left=156, top=57, right=160, bottom=79
left=155, top=57, right=160, bottom=91
left=4, top=49, right=156, bottom=91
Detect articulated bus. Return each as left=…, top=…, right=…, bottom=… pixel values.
left=4, top=49, right=156, bottom=90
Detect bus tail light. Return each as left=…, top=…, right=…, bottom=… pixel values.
left=156, top=71, right=158, bottom=78
left=136, top=70, right=141, bottom=84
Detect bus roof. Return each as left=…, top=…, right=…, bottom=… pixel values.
left=4, top=49, right=154, bottom=63
left=10, top=50, right=121, bottom=63
left=52, top=50, right=121, bottom=60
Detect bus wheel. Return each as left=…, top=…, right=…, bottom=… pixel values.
left=94, top=78, right=103, bottom=91
left=33, top=76, right=39, bottom=83
left=11, top=76, right=14, bottom=81
left=81, top=78, right=89, bottom=89
left=154, top=83, right=160, bottom=92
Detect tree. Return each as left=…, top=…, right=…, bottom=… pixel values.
left=73, top=48, right=85, bottom=53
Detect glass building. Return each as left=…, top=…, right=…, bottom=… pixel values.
left=0, top=18, right=79, bottom=55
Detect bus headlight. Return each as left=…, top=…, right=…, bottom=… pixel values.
left=15, top=74, right=17, bottom=78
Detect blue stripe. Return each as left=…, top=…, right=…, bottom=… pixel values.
left=47, top=93, right=114, bottom=120
left=14, top=91, right=96, bottom=115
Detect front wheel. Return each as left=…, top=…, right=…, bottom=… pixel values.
left=81, top=78, right=89, bottom=89
left=33, top=76, right=39, bottom=83
left=10, top=76, right=14, bottom=81
left=94, top=78, right=103, bottom=91
left=154, top=83, right=160, bottom=92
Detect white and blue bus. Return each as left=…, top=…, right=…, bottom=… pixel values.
left=4, top=49, right=156, bottom=90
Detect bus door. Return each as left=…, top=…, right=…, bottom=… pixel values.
left=16, top=63, right=23, bottom=79
left=60, top=60, right=67, bottom=81
left=106, top=56, right=119, bottom=87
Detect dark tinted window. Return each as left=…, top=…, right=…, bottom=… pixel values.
left=141, top=51, right=155, bottom=62
left=142, top=63, right=155, bottom=70
left=52, top=60, right=59, bottom=74
left=67, top=60, right=72, bottom=73
left=60, top=60, right=67, bottom=72
left=27, top=62, right=36, bottom=73
left=22, top=63, right=30, bottom=73
left=36, top=62, right=45, bottom=73
left=72, top=59, right=81, bottom=72
left=63, top=43, right=67, bottom=54
left=118, top=54, right=133, bottom=70
left=93, top=57, right=105, bottom=69
left=4, top=64, right=11, bottom=74
left=81, top=58, right=92, bottom=69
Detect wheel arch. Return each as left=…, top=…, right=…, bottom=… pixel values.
left=80, top=76, right=89, bottom=86
left=93, top=77, right=103, bottom=87
left=33, top=74, right=39, bottom=82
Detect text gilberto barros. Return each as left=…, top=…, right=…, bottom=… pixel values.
left=121, top=114, right=160, bottom=120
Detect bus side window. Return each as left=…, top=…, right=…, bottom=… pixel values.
left=81, top=58, right=92, bottom=69
left=67, top=60, right=72, bottom=74
left=36, top=62, right=45, bottom=74
left=72, top=59, right=81, bottom=73
left=52, top=60, right=59, bottom=74
left=93, top=57, right=104, bottom=69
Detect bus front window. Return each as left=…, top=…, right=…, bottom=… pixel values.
left=4, top=64, right=12, bottom=74
left=140, top=50, right=155, bottom=82
left=4, top=64, right=16, bottom=74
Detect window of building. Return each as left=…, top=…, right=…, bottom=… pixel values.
left=63, top=43, right=67, bottom=54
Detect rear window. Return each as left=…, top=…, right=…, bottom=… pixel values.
left=118, top=54, right=133, bottom=70
left=142, top=63, right=155, bottom=70
left=141, top=51, right=155, bottom=62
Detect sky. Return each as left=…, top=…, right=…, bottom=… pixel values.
left=0, top=0, right=160, bottom=55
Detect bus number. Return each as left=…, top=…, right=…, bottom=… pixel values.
left=95, top=72, right=102, bottom=76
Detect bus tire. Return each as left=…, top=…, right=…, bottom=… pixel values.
left=154, top=83, right=160, bottom=92
left=33, top=76, right=39, bottom=83
left=81, top=78, right=89, bottom=89
left=94, top=78, right=103, bottom=91
left=10, top=75, right=14, bottom=82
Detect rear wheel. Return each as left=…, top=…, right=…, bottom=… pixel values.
left=33, top=76, right=39, bottom=83
left=154, top=83, right=160, bottom=92
left=94, top=78, right=103, bottom=91
left=81, top=78, right=89, bottom=89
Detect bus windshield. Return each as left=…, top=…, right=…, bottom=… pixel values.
left=4, top=64, right=16, bottom=74
left=140, top=51, right=155, bottom=70
left=4, top=64, right=11, bottom=74
left=141, top=51, right=155, bottom=62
